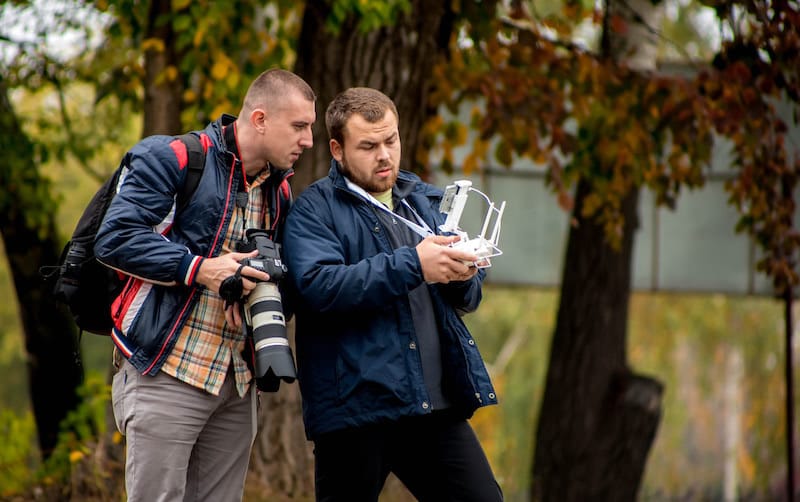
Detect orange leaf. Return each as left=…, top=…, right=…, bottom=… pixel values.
left=610, top=14, right=627, bottom=35
left=557, top=190, right=574, bottom=212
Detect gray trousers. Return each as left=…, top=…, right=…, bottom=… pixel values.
left=111, top=360, right=257, bottom=502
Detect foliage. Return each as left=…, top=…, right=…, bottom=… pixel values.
left=1, top=0, right=799, bottom=499
left=1, top=0, right=428, bottom=175
left=325, top=0, right=412, bottom=34
left=89, top=0, right=421, bottom=132
left=466, top=286, right=558, bottom=498
left=0, top=82, right=60, bottom=241
left=39, top=374, right=111, bottom=484
left=0, top=410, right=38, bottom=497
left=629, top=293, right=789, bottom=499
left=1, top=1, right=123, bottom=181
left=707, top=3, right=800, bottom=296
left=424, top=0, right=800, bottom=297
left=2, top=0, right=295, bottom=179
left=0, top=241, right=24, bottom=374
left=0, top=374, right=110, bottom=499
left=464, top=287, right=792, bottom=501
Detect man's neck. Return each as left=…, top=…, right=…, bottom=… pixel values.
left=231, top=119, right=270, bottom=176
left=373, top=188, right=393, bottom=211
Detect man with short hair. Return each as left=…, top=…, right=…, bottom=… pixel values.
left=95, top=68, right=316, bottom=501
left=284, top=87, right=503, bottom=501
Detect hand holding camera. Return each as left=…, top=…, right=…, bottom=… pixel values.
left=217, top=228, right=297, bottom=392
left=197, top=250, right=269, bottom=301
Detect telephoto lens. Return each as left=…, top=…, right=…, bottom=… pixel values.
left=244, top=280, right=297, bottom=392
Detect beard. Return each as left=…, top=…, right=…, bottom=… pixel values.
left=339, top=153, right=398, bottom=195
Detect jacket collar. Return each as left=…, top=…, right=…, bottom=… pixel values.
left=206, top=114, right=236, bottom=161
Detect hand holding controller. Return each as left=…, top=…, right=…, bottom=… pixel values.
left=438, top=180, right=506, bottom=269
left=417, top=235, right=480, bottom=283
left=449, top=236, right=494, bottom=268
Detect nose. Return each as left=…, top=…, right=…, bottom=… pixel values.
left=299, top=126, right=313, bottom=149
left=376, top=144, right=390, bottom=161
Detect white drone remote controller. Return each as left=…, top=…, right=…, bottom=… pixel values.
left=438, top=180, right=506, bottom=269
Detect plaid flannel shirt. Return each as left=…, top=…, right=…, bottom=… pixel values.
left=161, top=170, right=271, bottom=397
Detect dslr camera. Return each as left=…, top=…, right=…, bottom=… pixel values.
left=236, top=228, right=297, bottom=392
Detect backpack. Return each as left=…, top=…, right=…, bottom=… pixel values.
left=41, top=133, right=207, bottom=336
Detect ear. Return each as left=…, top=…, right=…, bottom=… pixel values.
left=330, top=139, right=343, bottom=162
left=250, top=108, right=267, bottom=134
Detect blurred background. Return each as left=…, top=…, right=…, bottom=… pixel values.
left=0, top=0, right=798, bottom=501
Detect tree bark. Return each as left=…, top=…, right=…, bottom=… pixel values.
left=292, top=0, right=456, bottom=193
left=531, top=179, right=663, bottom=501
left=246, top=322, right=316, bottom=499
left=142, top=0, right=183, bottom=137
left=0, top=76, right=83, bottom=459
left=532, top=2, right=665, bottom=499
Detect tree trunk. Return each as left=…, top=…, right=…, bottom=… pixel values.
left=0, top=77, right=83, bottom=459
left=142, top=0, right=183, bottom=137
left=245, top=322, right=316, bottom=499
left=292, top=0, right=457, bottom=193
left=531, top=180, right=663, bottom=501
left=532, top=1, right=665, bottom=500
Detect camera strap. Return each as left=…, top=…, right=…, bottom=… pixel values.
left=344, top=177, right=434, bottom=239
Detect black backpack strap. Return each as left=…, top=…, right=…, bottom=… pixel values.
left=175, top=133, right=206, bottom=213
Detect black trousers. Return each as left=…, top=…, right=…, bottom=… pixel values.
left=312, top=410, right=503, bottom=502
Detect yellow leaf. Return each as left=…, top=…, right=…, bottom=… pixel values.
left=183, top=88, right=197, bottom=103
left=193, top=26, right=207, bottom=48
left=451, top=123, right=467, bottom=145
left=113, top=431, right=124, bottom=444
left=226, top=71, right=241, bottom=90
left=210, top=102, right=229, bottom=120
left=463, top=153, right=478, bottom=175
left=203, top=80, right=214, bottom=100
left=141, top=38, right=165, bottom=53
left=557, top=190, right=574, bottom=212
left=581, top=193, right=602, bottom=217
left=473, top=138, right=489, bottom=159
left=738, top=446, right=756, bottom=482
left=211, top=60, right=228, bottom=81
left=69, top=450, right=84, bottom=463
left=164, top=65, right=178, bottom=82
left=173, top=0, right=192, bottom=10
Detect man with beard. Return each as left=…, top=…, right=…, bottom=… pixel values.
left=283, top=87, right=503, bottom=502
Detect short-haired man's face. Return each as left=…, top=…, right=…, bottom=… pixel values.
left=330, top=109, right=401, bottom=195
left=260, top=89, right=316, bottom=169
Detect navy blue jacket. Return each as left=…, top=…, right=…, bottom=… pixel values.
left=283, top=161, right=497, bottom=439
left=94, top=115, right=293, bottom=375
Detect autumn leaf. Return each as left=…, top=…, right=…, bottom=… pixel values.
left=610, top=14, right=628, bottom=35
